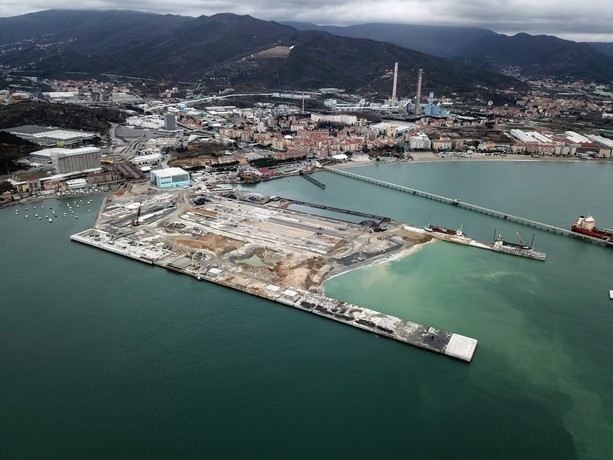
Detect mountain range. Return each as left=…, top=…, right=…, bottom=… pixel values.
left=285, top=22, right=613, bottom=82
left=0, top=10, right=611, bottom=98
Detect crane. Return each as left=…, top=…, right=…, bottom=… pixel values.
left=131, top=202, right=142, bottom=226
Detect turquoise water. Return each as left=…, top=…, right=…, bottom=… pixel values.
left=238, top=254, right=267, bottom=267
left=2, top=161, right=613, bottom=458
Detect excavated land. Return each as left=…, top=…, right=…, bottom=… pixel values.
left=94, top=185, right=433, bottom=291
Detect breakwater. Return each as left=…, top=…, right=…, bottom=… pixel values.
left=71, top=228, right=477, bottom=362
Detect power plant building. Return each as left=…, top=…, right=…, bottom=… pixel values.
left=150, top=167, right=190, bottom=188
left=50, top=147, right=101, bottom=174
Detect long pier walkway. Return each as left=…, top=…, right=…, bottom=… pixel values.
left=300, top=170, right=326, bottom=189
left=323, top=166, right=611, bottom=247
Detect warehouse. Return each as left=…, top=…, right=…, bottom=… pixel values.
left=3, top=125, right=97, bottom=146
left=50, top=147, right=101, bottom=174
left=150, top=168, right=190, bottom=188
left=31, top=146, right=100, bottom=165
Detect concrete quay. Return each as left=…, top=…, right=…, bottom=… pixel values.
left=70, top=229, right=172, bottom=264
left=419, top=229, right=547, bottom=261
left=71, top=228, right=478, bottom=362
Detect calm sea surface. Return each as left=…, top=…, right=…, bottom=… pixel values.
left=1, top=160, right=612, bottom=459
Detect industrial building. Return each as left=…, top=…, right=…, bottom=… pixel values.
left=164, top=113, right=177, bottom=130
left=422, top=92, right=449, bottom=117
left=66, top=178, right=88, bottom=190
left=130, top=153, right=162, bottom=167
left=311, top=113, right=358, bottom=125
left=50, top=147, right=101, bottom=174
left=2, top=125, right=97, bottom=146
left=150, top=168, right=190, bottom=188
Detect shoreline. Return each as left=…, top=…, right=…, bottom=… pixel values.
left=322, top=238, right=435, bottom=290
left=326, top=153, right=613, bottom=171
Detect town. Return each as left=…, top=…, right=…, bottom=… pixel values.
left=1, top=62, right=613, bottom=202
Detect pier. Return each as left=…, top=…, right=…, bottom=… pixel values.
left=71, top=228, right=478, bottom=362
left=300, top=170, right=326, bottom=189
left=288, top=199, right=389, bottom=222
left=323, top=166, right=612, bottom=247
left=420, top=229, right=547, bottom=261
left=73, top=186, right=480, bottom=363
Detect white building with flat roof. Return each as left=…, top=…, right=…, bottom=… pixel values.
left=66, top=178, right=88, bottom=189
left=408, top=133, right=431, bottom=150
left=150, top=167, right=190, bottom=188
left=130, top=153, right=162, bottom=166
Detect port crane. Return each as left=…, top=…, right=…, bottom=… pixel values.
left=516, top=231, right=535, bottom=249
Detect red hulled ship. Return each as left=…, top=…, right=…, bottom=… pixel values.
left=571, top=215, right=613, bottom=240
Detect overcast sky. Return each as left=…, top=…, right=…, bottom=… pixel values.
left=1, top=0, right=612, bottom=42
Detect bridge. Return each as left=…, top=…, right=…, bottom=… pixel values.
left=322, top=166, right=612, bottom=247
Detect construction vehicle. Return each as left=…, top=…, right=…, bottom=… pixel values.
left=131, top=202, right=142, bottom=226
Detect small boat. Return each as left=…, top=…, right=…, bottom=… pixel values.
left=610, top=290, right=613, bottom=300
left=425, top=223, right=466, bottom=237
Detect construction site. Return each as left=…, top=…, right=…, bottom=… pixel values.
left=71, top=182, right=478, bottom=362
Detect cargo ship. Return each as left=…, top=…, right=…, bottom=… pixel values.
left=491, top=230, right=547, bottom=261
left=492, top=229, right=533, bottom=250
left=422, top=224, right=546, bottom=261
left=570, top=215, right=613, bottom=241
left=493, top=236, right=532, bottom=251
left=424, top=224, right=466, bottom=237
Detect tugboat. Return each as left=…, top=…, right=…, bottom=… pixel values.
left=571, top=215, right=613, bottom=241
left=424, top=224, right=466, bottom=237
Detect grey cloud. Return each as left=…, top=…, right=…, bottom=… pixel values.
left=0, top=0, right=611, bottom=42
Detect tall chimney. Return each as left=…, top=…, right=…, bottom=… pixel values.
left=414, top=68, right=423, bottom=115
left=391, top=62, right=398, bottom=107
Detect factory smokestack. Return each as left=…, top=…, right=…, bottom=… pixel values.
left=391, top=62, right=398, bottom=107
left=414, top=68, right=423, bottom=115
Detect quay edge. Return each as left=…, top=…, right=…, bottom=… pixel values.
left=70, top=228, right=478, bottom=362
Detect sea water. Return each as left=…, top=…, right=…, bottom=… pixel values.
left=1, top=161, right=612, bottom=459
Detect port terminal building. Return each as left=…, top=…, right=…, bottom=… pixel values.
left=150, top=167, right=190, bottom=188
